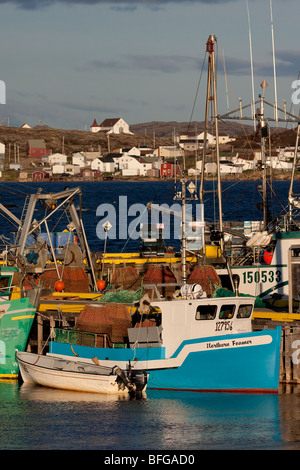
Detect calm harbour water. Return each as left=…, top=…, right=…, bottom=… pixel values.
left=1, top=179, right=300, bottom=452
left=1, top=382, right=300, bottom=450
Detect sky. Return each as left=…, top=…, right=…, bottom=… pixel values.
left=0, top=0, right=299, bottom=131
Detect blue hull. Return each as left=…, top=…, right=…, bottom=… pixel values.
left=50, top=326, right=281, bottom=393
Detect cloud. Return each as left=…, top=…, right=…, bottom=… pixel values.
left=0, top=0, right=240, bottom=10
left=85, top=50, right=300, bottom=79
left=86, top=54, right=202, bottom=74
left=219, top=51, right=300, bottom=78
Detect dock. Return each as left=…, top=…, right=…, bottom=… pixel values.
left=253, top=309, right=300, bottom=384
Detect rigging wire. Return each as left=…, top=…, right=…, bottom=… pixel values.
left=187, top=51, right=207, bottom=132
left=215, top=44, right=279, bottom=222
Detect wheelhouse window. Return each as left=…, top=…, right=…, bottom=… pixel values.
left=195, top=304, right=217, bottom=320
left=219, top=304, right=235, bottom=319
left=0, top=276, right=11, bottom=295
left=237, top=304, right=253, bottom=319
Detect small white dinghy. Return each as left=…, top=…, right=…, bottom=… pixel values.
left=16, top=351, right=147, bottom=396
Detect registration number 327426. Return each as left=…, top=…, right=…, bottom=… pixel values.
left=242, top=270, right=281, bottom=284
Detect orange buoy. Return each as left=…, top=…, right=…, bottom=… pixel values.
left=96, top=279, right=106, bottom=291
left=55, top=280, right=65, bottom=292
left=263, top=250, right=273, bottom=265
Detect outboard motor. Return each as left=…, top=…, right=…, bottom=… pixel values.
left=128, top=370, right=148, bottom=398
left=113, top=366, right=148, bottom=398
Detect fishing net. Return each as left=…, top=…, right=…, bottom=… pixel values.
left=111, top=266, right=141, bottom=290
left=76, top=302, right=133, bottom=344
left=143, top=265, right=177, bottom=284
left=187, top=265, right=222, bottom=297
left=100, top=286, right=144, bottom=303
left=213, top=287, right=266, bottom=308
left=39, top=266, right=90, bottom=292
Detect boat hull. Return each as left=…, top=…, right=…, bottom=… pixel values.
left=0, top=297, right=36, bottom=379
left=50, top=326, right=281, bottom=393
left=17, top=351, right=135, bottom=395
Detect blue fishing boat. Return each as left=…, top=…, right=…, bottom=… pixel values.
left=48, top=286, right=281, bottom=393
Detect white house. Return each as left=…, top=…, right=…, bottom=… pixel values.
left=118, top=147, right=141, bottom=156
left=52, top=164, right=65, bottom=174
left=219, top=160, right=243, bottom=175
left=0, top=142, right=5, bottom=158
left=180, top=131, right=234, bottom=151
left=91, top=155, right=116, bottom=173
left=64, top=164, right=81, bottom=176
left=205, top=162, right=217, bottom=174
left=154, top=146, right=184, bottom=158
left=90, top=118, right=133, bottom=135
left=72, top=152, right=86, bottom=167
left=277, top=146, right=295, bottom=159
left=218, top=133, right=235, bottom=144
left=48, top=153, right=68, bottom=166
left=117, top=154, right=153, bottom=176
left=231, top=153, right=257, bottom=171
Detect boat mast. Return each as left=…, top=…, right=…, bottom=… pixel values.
left=288, top=123, right=300, bottom=223
left=200, top=35, right=224, bottom=251
left=270, top=0, right=278, bottom=126
left=257, top=81, right=269, bottom=229
left=246, top=0, right=256, bottom=131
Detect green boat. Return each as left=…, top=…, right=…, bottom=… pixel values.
left=0, top=266, right=39, bottom=380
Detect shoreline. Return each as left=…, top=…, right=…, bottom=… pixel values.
left=11, top=172, right=298, bottom=183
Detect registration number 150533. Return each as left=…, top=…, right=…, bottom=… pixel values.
left=243, top=270, right=281, bottom=284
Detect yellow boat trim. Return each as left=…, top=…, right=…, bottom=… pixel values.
left=48, top=292, right=101, bottom=299
left=102, top=255, right=196, bottom=265
left=253, top=310, right=300, bottom=322
left=11, top=315, right=35, bottom=320
left=38, top=303, right=86, bottom=314
left=103, top=253, right=140, bottom=258
left=0, top=374, right=18, bottom=380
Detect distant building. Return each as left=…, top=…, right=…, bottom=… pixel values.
left=83, top=151, right=101, bottom=161
left=179, top=131, right=235, bottom=151
left=155, top=146, right=184, bottom=158
left=72, top=152, right=86, bottom=167
left=48, top=153, right=68, bottom=165
left=90, top=119, right=101, bottom=133
left=52, top=164, right=65, bottom=174
left=9, top=163, right=22, bottom=171
left=0, top=142, right=5, bottom=158
left=160, top=162, right=181, bottom=178
left=32, top=170, right=50, bottom=181
left=90, top=118, right=133, bottom=135
left=80, top=168, right=94, bottom=179
left=91, top=154, right=116, bottom=173
left=118, top=154, right=153, bottom=176
left=26, top=139, right=49, bottom=158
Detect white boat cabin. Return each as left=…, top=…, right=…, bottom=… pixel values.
left=128, top=296, right=254, bottom=358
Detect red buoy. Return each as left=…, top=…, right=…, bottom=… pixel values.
left=263, top=250, right=273, bottom=265
left=96, top=280, right=106, bottom=291
left=55, top=280, right=65, bottom=292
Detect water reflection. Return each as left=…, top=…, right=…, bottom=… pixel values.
left=19, top=383, right=134, bottom=403
left=278, top=384, right=300, bottom=448
left=2, top=381, right=300, bottom=449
